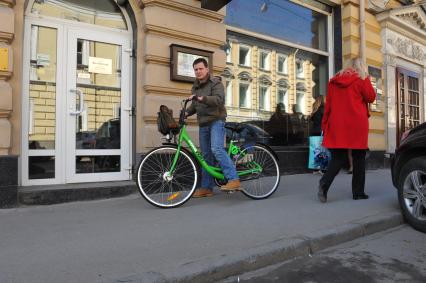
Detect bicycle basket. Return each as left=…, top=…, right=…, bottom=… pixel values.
left=157, top=105, right=179, bottom=135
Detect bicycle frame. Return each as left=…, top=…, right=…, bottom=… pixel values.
left=168, top=124, right=261, bottom=180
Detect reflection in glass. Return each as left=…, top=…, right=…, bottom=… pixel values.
left=29, top=156, right=55, bottom=179
left=28, top=26, right=57, bottom=150
left=226, top=0, right=329, bottom=51
left=75, top=39, right=121, bottom=149
left=76, top=156, right=120, bottom=173
left=32, top=0, right=127, bottom=30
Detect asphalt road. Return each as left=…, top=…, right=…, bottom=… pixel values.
left=221, top=225, right=426, bottom=283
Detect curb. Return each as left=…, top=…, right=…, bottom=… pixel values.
left=117, top=212, right=403, bottom=283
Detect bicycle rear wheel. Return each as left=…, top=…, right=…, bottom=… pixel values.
left=137, top=145, right=198, bottom=208
left=235, top=144, right=280, bottom=199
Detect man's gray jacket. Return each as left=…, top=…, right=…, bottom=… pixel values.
left=187, top=75, right=227, bottom=127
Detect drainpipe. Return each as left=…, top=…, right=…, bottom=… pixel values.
left=360, top=0, right=366, bottom=65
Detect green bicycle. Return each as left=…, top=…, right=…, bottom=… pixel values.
left=136, top=99, right=280, bottom=208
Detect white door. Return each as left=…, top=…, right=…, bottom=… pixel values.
left=65, top=28, right=131, bottom=183
left=22, top=20, right=131, bottom=185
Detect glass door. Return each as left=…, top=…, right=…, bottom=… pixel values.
left=396, top=68, right=420, bottom=146
left=66, top=28, right=130, bottom=183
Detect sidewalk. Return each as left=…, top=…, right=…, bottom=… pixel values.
left=0, top=169, right=402, bottom=283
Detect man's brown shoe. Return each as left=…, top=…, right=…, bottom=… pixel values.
left=220, top=179, right=242, bottom=191
left=192, top=188, right=214, bottom=198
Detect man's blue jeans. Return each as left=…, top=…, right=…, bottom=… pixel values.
left=199, top=120, right=238, bottom=190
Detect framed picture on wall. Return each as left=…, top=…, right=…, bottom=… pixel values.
left=170, top=44, right=213, bottom=83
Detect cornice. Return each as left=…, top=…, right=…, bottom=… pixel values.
left=144, top=85, right=191, bottom=96
left=0, top=32, right=14, bottom=44
left=0, top=70, right=12, bottom=80
left=144, top=24, right=224, bottom=48
left=138, top=0, right=224, bottom=22
left=0, top=0, right=15, bottom=8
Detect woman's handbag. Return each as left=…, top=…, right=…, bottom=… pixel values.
left=308, top=135, right=331, bottom=170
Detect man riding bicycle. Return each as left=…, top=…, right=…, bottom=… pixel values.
left=186, top=58, right=242, bottom=197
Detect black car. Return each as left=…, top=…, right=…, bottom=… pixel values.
left=391, top=122, right=426, bottom=233
left=225, top=121, right=273, bottom=145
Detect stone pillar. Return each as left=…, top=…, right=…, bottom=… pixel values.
left=0, top=0, right=17, bottom=208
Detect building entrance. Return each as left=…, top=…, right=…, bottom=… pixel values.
left=22, top=1, right=132, bottom=185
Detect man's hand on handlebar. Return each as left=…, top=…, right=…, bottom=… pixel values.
left=188, top=95, right=203, bottom=102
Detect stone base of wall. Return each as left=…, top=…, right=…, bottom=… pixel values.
left=0, top=155, right=18, bottom=208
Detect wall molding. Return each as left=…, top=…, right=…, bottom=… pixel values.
left=144, top=24, right=224, bottom=48
left=0, top=71, right=12, bottom=80
left=138, top=0, right=224, bottom=22
left=144, top=85, right=191, bottom=96
left=144, top=55, right=169, bottom=66
left=0, top=0, right=15, bottom=8
left=369, top=129, right=385, bottom=134
left=0, top=32, right=14, bottom=44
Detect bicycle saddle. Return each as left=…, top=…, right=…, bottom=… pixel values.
left=224, top=123, right=244, bottom=133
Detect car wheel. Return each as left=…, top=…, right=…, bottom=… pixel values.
left=398, top=157, right=426, bottom=233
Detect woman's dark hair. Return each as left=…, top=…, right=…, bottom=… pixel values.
left=193, top=57, right=208, bottom=68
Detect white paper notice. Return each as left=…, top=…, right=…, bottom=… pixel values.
left=88, top=56, right=112, bottom=74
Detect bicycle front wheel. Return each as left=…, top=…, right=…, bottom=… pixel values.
left=137, top=145, right=198, bottom=208
left=235, top=144, right=280, bottom=199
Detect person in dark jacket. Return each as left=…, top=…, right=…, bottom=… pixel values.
left=186, top=58, right=241, bottom=198
left=317, top=57, right=376, bottom=203
left=310, top=96, right=325, bottom=137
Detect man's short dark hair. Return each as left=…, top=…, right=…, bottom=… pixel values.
left=193, top=57, right=208, bottom=68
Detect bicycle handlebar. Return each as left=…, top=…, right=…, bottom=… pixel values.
left=179, top=98, right=194, bottom=125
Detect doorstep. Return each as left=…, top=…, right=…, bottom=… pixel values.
left=18, top=181, right=137, bottom=206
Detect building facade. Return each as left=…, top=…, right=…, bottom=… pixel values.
left=0, top=0, right=425, bottom=207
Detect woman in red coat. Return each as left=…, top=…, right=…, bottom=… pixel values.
left=318, top=58, right=376, bottom=202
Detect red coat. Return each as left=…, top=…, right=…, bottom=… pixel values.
left=322, top=72, right=376, bottom=149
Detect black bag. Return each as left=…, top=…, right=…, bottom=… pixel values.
left=157, top=105, right=178, bottom=135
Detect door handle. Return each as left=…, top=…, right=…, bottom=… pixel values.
left=69, top=89, right=84, bottom=115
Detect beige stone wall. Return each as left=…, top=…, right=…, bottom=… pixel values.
left=136, top=0, right=227, bottom=151
left=0, top=0, right=16, bottom=155
left=341, top=0, right=402, bottom=150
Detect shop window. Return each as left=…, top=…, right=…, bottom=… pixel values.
left=226, top=80, right=233, bottom=106
left=259, top=49, right=271, bottom=71
left=239, top=83, right=250, bottom=108
left=239, top=45, right=251, bottom=67
left=277, top=54, right=288, bottom=74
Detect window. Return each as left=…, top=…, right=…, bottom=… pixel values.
left=259, top=50, right=270, bottom=71
left=296, top=60, right=304, bottom=78
left=277, top=88, right=288, bottom=112
left=226, top=43, right=232, bottom=63
left=259, top=85, right=270, bottom=111
left=239, top=83, right=250, bottom=108
left=226, top=80, right=233, bottom=106
left=239, top=45, right=251, bottom=66
left=296, top=92, right=305, bottom=114
left=277, top=54, right=288, bottom=74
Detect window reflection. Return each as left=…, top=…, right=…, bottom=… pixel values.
left=225, top=43, right=329, bottom=146
left=225, top=0, right=329, bottom=51
left=28, top=26, right=57, bottom=150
